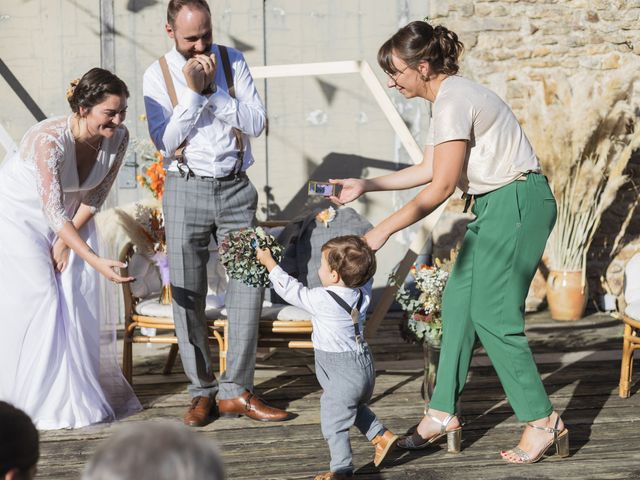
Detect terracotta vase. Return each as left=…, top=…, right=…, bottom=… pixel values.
left=159, top=284, right=172, bottom=305
left=546, top=270, right=588, bottom=321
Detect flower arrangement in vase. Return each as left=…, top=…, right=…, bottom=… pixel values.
left=391, top=254, right=454, bottom=401
left=394, top=262, right=450, bottom=347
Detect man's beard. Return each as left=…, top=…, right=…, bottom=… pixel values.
left=176, top=41, right=212, bottom=60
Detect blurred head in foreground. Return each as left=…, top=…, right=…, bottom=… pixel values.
left=82, top=421, right=225, bottom=480
left=0, top=401, right=39, bottom=480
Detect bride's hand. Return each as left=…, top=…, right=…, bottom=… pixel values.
left=92, top=257, right=135, bottom=284
left=52, top=238, right=70, bottom=272
left=329, top=178, right=366, bottom=205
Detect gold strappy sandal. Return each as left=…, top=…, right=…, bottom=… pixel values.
left=397, top=412, right=461, bottom=453
left=502, top=416, right=569, bottom=464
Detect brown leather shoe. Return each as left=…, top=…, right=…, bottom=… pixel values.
left=218, top=390, right=293, bottom=422
left=183, top=396, right=215, bottom=427
left=372, top=429, right=399, bottom=467
left=313, top=472, right=353, bottom=480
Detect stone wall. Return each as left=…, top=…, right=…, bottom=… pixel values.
left=428, top=0, right=640, bottom=311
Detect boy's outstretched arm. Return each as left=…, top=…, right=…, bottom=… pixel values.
left=256, top=246, right=278, bottom=272
left=256, top=247, right=318, bottom=315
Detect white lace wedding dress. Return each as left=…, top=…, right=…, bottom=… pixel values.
left=0, top=116, right=141, bottom=430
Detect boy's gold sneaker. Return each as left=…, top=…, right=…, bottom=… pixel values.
left=372, top=430, right=399, bottom=467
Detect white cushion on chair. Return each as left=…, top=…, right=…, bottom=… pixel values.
left=205, top=303, right=226, bottom=320
left=260, top=303, right=311, bottom=321
left=625, top=301, right=640, bottom=321
left=206, top=294, right=225, bottom=309
left=134, top=298, right=173, bottom=319
left=134, top=295, right=225, bottom=321
left=217, top=303, right=310, bottom=321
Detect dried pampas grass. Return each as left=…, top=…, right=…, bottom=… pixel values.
left=95, top=197, right=160, bottom=258
left=521, top=66, right=640, bottom=282
left=113, top=208, right=156, bottom=257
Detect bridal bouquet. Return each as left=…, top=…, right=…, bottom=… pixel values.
left=219, top=226, right=283, bottom=288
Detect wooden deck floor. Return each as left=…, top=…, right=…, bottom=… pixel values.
left=39, top=312, right=640, bottom=479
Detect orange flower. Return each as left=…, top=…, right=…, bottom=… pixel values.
left=139, top=155, right=165, bottom=200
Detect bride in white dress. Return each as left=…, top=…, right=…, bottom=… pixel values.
left=0, top=68, right=141, bottom=429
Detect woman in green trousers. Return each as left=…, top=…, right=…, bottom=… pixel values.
left=331, top=21, right=569, bottom=464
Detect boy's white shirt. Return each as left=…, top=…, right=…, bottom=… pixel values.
left=268, top=265, right=372, bottom=353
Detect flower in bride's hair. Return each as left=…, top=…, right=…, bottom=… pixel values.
left=66, top=78, right=80, bottom=100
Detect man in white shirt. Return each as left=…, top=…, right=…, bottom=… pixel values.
left=143, top=0, right=292, bottom=426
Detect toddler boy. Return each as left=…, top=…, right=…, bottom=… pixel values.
left=257, top=235, right=397, bottom=479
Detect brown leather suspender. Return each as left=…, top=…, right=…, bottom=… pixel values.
left=158, top=45, right=245, bottom=172
left=218, top=45, right=245, bottom=174
left=158, top=56, right=187, bottom=162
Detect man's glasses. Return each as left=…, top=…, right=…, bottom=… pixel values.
left=386, top=65, right=409, bottom=87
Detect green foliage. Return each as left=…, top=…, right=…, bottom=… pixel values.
left=219, top=227, right=283, bottom=288
left=391, top=264, right=450, bottom=346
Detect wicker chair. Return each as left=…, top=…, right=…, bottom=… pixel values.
left=119, top=241, right=312, bottom=384
left=619, top=253, right=640, bottom=398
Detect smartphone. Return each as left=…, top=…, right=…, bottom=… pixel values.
left=307, top=181, right=336, bottom=197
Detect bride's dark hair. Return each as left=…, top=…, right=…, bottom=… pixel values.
left=378, top=21, right=464, bottom=76
left=67, top=68, right=129, bottom=114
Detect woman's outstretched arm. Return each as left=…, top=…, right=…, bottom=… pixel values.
left=329, top=145, right=435, bottom=204
left=365, top=140, right=467, bottom=251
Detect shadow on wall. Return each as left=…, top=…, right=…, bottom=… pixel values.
left=126, top=0, right=159, bottom=13
left=262, top=151, right=407, bottom=220
left=431, top=216, right=471, bottom=262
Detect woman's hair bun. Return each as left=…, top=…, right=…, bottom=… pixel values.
left=66, top=68, right=129, bottom=114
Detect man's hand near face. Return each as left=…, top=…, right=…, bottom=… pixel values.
left=195, top=53, right=216, bottom=94
left=182, top=57, right=206, bottom=93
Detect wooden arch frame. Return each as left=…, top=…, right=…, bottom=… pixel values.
left=249, top=60, right=449, bottom=336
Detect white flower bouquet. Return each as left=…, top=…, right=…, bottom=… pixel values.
left=393, top=261, right=451, bottom=346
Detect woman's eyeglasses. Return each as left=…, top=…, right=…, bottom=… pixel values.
left=386, top=66, right=409, bottom=87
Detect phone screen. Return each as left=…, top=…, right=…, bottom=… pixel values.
left=308, top=181, right=336, bottom=197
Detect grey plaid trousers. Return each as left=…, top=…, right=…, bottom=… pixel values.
left=315, top=347, right=384, bottom=474
left=163, top=171, right=264, bottom=400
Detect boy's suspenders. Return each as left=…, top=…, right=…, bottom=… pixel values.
left=158, top=45, right=245, bottom=172
left=326, top=290, right=365, bottom=347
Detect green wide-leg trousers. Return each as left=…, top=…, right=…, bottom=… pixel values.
left=429, top=173, right=557, bottom=422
